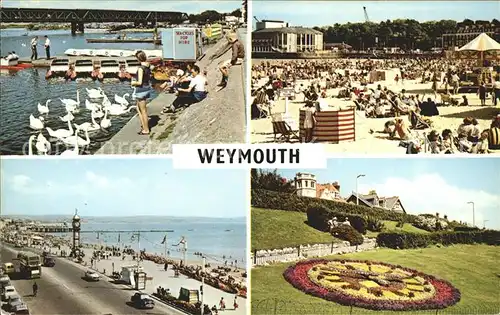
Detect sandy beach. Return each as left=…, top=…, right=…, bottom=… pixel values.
left=251, top=75, right=500, bottom=154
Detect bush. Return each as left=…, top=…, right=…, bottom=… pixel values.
left=307, top=205, right=367, bottom=234
left=377, top=230, right=500, bottom=249
left=252, top=189, right=417, bottom=223
left=331, top=225, right=364, bottom=246
left=453, top=226, right=480, bottom=232
left=413, top=215, right=448, bottom=232
left=251, top=169, right=295, bottom=193
left=366, top=216, right=384, bottom=232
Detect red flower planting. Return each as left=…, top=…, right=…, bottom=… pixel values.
left=283, top=259, right=461, bottom=311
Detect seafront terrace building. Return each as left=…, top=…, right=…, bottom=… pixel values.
left=252, top=19, right=323, bottom=53
left=442, top=20, right=500, bottom=49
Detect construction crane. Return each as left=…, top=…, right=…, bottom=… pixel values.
left=363, top=6, right=370, bottom=23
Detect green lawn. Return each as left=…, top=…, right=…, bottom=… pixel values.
left=251, top=244, right=500, bottom=315
left=366, top=220, right=429, bottom=238
left=251, top=208, right=337, bottom=251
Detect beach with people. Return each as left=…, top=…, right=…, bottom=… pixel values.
left=251, top=57, right=499, bottom=154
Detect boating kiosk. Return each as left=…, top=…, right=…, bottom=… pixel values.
left=160, top=28, right=204, bottom=61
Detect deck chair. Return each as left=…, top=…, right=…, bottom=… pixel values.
left=272, top=120, right=300, bottom=143
left=409, top=111, right=430, bottom=130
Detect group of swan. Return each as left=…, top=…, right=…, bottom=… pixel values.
left=28, top=87, right=136, bottom=155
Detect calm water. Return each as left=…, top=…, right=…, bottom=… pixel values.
left=49, top=216, right=247, bottom=265
left=0, top=29, right=160, bottom=155
left=0, top=28, right=160, bottom=57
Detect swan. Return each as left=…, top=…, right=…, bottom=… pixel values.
left=46, top=119, right=74, bottom=139
left=62, top=127, right=90, bottom=147
left=35, top=133, right=50, bottom=155
left=114, top=93, right=130, bottom=106
left=86, top=87, right=104, bottom=99
left=85, top=99, right=101, bottom=111
left=65, top=103, right=80, bottom=114
left=60, top=132, right=79, bottom=156
left=29, top=114, right=45, bottom=130
left=74, top=111, right=101, bottom=132
left=92, top=108, right=104, bottom=119
left=59, top=111, right=75, bottom=122
left=37, top=100, right=51, bottom=114
left=107, top=105, right=136, bottom=116
left=27, top=135, right=36, bottom=156
left=100, top=109, right=111, bottom=129
left=60, top=90, right=80, bottom=107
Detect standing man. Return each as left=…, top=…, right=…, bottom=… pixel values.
left=44, top=35, right=51, bottom=60
left=30, top=36, right=38, bottom=60
left=493, top=75, right=500, bottom=106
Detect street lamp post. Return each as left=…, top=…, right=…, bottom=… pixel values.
left=467, top=201, right=475, bottom=227
left=356, top=174, right=366, bottom=206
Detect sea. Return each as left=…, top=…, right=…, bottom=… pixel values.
left=9, top=215, right=247, bottom=265
left=0, top=28, right=162, bottom=155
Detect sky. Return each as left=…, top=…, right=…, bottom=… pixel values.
left=2, top=0, right=240, bottom=14
left=269, top=158, right=500, bottom=229
left=253, top=1, right=500, bottom=27
left=1, top=158, right=247, bottom=218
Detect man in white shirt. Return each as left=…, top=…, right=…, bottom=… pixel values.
left=5, top=51, right=19, bottom=61
left=30, top=36, right=38, bottom=60
left=44, top=35, right=51, bottom=59
left=494, top=75, right=500, bottom=106
left=167, top=65, right=208, bottom=113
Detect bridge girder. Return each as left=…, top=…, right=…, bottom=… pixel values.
left=0, top=8, right=189, bottom=24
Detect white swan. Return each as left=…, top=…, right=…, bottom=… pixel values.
left=74, top=111, right=101, bottom=132
left=65, top=103, right=80, bottom=114
left=62, top=127, right=90, bottom=147
left=29, top=114, right=45, bottom=130
left=60, top=133, right=79, bottom=156
left=59, top=111, right=75, bottom=122
left=114, top=93, right=130, bottom=106
left=86, top=87, right=104, bottom=99
left=46, top=119, right=74, bottom=139
left=85, top=99, right=101, bottom=112
left=27, top=135, right=35, bottom=156
left=35, top=133, right=51, bottom=155
left=37, top=100, right=51, bottom=114
left=107, top=105, right=136, bottom=116
left=60, top=90, right=80, bottom=107
left=100, top=109, right=111, bottom=129
left=92, top=108, right=104, bottom=119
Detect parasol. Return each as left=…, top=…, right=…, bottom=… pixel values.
left=457, top=33, right=500, bottom=63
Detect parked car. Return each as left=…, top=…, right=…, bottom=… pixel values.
left=83, top=270, right=100, bottom=281
left=11, top=302, right=30, bottom=315
left=1, top=285, right=18, bottom=300
left=0, top=274, right=11, bottom=292
left=5, top=294, right=22, bottom=311
left=131, top=293, right=155, bottom=309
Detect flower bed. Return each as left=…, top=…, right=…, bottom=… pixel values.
left=283, top=259, right=460, bottom=311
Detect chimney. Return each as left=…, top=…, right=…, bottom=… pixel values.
left=333, top=181, right=340, bottom=192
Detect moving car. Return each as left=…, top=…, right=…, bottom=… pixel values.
left=131, top=293, right=155, bottom=309
left=83, top=270, right=100, bottom=281
left=43, top=256, right=55, bottom=267
left=3, top=263, right=15, bottom=274
left=1, top=285, right=18, bottom=300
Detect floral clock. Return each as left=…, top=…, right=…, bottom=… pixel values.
left=283, top=259, right=461, bottom=311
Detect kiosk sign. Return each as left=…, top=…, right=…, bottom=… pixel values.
left=174, top=28, right=196, bottom=60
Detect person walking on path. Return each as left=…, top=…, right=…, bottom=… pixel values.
left=30, top=36, right=38, bottom=60
left=44, top=35, right=51, bottom=59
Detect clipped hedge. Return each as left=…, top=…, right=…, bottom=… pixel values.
left=331, top=225, right=364, bottom=246
left=453, top=226, right=480, bottom=232
left=377, top=230, right=500, bottom=249
left=307, top=204, right=367, bottom=234
left=252, top=189, right=417, bottom=223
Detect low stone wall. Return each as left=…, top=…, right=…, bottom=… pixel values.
left=251, top=238, right=377, bottom=267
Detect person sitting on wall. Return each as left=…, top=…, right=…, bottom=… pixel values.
left=65, top=64, right=77, bottom=81
left=165, top=65, right=208, bottom=113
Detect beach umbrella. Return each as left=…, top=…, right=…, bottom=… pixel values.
left=457, top=33, right=500, bottom=62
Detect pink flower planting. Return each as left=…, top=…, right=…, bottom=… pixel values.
left=283, top=259, right=461, bottom=311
